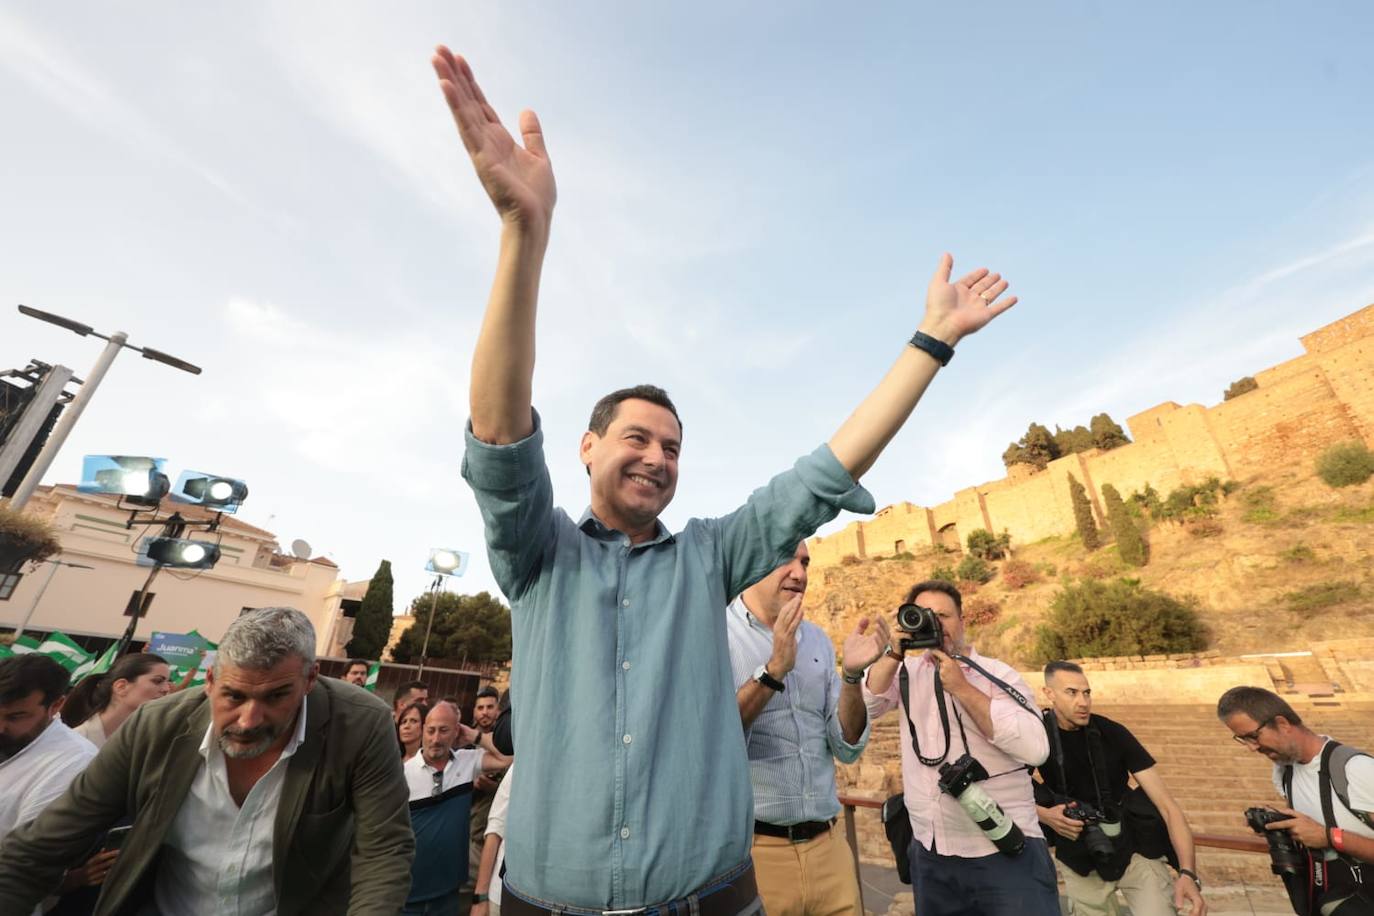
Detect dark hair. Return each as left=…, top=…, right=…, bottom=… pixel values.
left=393, top=680, right=429, bottom=708
left=904, top=579, right=963, bottom=615
left=1043, top=660, right=1084, bottom=681
left=0, top=654, right=70, bottom=707
left=346, top=658, right=370, bottom=672
left=587, top=385, right=682, bottom=437
left=61, top=652, right=169, bottom=727
left=475, top=686, right=499, bottom=702
left=1217, top=686, right=1303, bottom=727
left=396, top=701, right=431, bottom=753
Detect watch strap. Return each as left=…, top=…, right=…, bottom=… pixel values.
left=908, top=330, right=955, bottom=366
left=1179, top=868, right=1202, bottom=890
left=755, top=665, right=786, bottom=692
left=473, top=893, right=490, bottom=903
left=842, top=669, right=863, bottom=685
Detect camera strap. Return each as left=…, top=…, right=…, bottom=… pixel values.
left=898, top=661, right=969, bottom=767
left=1044, top=710, right=1108, bottom=811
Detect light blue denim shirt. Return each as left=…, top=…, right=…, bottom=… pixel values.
left=461, top=411, right=873, bottom=908
left=725, top=596, right=869, bottom=827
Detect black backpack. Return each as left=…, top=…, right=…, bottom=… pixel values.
left=1278, top=741, right=1374, bottom=916
left=882, top=793, right=914, bottom=884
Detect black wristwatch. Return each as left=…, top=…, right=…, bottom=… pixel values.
left=908, top=330, right=955, bottom=366
left=1179, top=868, right=1202, bottom=890
left=754, top=664, right=786, bottom=692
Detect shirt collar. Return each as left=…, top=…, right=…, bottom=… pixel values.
left=727, top=594, right=772, bottom=632
left=577, top=508, right=676, bottom=546
left=199, top=695, right=309, bottom=761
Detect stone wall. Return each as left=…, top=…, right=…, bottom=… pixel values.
left=810, top=303, right=1374, bottom=566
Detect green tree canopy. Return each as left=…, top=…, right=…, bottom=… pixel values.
left=1089, top=413, right=1131, bottom=451
left=345, top=559, right=394, bottom=660
left=1101, top=483, right=1148, bottom=567
left=1003, top=423, right=1059, bottom=470
left=1033, top=578, right=1207, bottom=662
left=1223, top=376, right=1259, bottom=401
left=1067, top=473, right=1100, bottom=550
left=1004, top=414, right=1130, bottom=469
left=390, top=590, right=513, bottom=667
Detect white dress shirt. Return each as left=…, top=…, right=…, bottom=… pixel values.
left=0, top=718, right=97, bottom=840
left=484, top=762, right=514, bottom=907
left=152, top=701, right=308, bottom=916
left=404, top=747, right=485, bottom=801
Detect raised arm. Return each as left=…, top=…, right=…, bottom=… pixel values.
left=828, top=254, right=1016, bottom=480
left=432, top=46, right=557, bottom=444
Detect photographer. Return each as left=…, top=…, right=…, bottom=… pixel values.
left=1218, top=686, right=1374, bottom=915
left=864, top=580, right=1057, bottom=916
left=1035, top=661, right=1206, bottom=916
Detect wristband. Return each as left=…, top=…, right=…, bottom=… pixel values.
left=1331, top=827, right=1345, bottom=853
left=908, top=330, right=955, bottom=367
left=842, top=669, right=863, bottom=685
left=473, top=892, right=490, bottom=903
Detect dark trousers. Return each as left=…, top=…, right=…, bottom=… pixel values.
left=909, top=838, right=1061, bottom=916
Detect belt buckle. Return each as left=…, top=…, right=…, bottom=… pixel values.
left=602, top=909, right=648, bottom=916
left=786, top=823, right=808, bottom=844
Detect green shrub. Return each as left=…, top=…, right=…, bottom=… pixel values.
left=1002, top=559, right=1040, bottom=589
left=1279, top=543, right=1317, bottom=564
left=1223, top=376, right=1258, bottom=401
left=930, top=564, right=957, bottom=582
left=1284, top=581, right=1362, bottom=612
left=1332, top=504, right=1374, bottom=523
left=955, top=555, right=994, bottom=584
left=1102, top=484, right=1148, bottom=567
left=1128, top=484, right=1163, bottom=520
left=1242, top=486, right=1280, bottom=524
left=1317, top=442, right=1374, bottom=488
left=1222, top=479, right=1241, bottom=495
left=966, top=528, right=1012, bottom=561
left=1031, top=578, right=1208, bottom=662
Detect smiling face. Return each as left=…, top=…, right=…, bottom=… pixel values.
left=580, top=398, right=681, bottom=540
left=206, top=656, right=316, bottom=760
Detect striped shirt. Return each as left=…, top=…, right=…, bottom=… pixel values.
left=726, top=596, right=868, bottom=825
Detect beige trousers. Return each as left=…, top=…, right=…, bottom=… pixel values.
left=1059, top=853, right=1177, bottom=916
left=752, top=825, right=863, bottom=916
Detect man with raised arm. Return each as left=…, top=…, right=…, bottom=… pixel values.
left=434, top=44, right=1018, bottom=915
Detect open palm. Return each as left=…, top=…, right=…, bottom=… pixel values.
left=922, top=253, right=1017, bottom=344
left=842, top=616, right=891, bottom=675
left=432, top=46, right=556, bottom=231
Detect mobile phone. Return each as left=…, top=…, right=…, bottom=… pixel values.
left=101, top=826, right=133, bottom=853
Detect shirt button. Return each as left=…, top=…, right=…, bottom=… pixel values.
left=622, top=598, right=630, bottom=607
left=623, top=733, right=632, bottom=744
left=620, top=826, right=631, bottom=839
left=622, top=660, right=631, bottom=670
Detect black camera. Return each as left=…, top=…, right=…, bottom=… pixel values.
left=1063, top=800, right=1120, bottom=865
left=1245, top=807, right=1306, bottom=877
left=938, top=754, right=1025, bottom=856
left=896, top=603, right=943, bottom=652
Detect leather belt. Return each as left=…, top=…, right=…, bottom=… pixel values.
left=753, top=818, right=835, bottom=843
left=501, top=859, right=757, bottom=916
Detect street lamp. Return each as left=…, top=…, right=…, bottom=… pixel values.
left=7, top=306, right=202, bottom=510
left=416, top=547, right=469, bottom=677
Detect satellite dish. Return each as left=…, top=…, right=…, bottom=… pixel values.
left=290, top=539, right=312, bottom=559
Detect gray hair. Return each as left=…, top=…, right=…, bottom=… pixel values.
left=217, top=607, right=316, bottom=674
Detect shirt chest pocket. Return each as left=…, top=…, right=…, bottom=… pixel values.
left=793, top=651, right=832, bottom=722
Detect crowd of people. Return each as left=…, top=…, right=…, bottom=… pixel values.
left=0, top=45, right=1369, bottom=916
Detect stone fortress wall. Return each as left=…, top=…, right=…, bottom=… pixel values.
left=810, top=303, right=1374, bottom=565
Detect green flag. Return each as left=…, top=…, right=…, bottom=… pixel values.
left=35, top=632, right=93, bottom=673
left=364, top=662, right=381, bottom=692
left=71, top=642, right=120, bottom=685
left=8, top=635, right=41, bottom=654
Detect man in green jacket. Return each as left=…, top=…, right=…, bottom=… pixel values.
left=0, top=606, right=414, bottom=916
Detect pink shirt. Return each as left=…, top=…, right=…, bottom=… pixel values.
left=864, top=649, right=1048, bottom=858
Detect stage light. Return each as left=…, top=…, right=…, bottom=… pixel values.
left=171, top=470, right=248, bottom=513
left=79, top=455, right=170, bottom=505
left=140, top=536, right=221, bottom=569
left=425, top=548, right=469, bottom=577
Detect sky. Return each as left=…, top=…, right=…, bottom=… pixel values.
left=3, top=2, right=1374, bottom=617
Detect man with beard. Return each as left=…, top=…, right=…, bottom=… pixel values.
left=1218, top=686, right=1374, bottom=913
left=0, top=655, right=97, bottom=847
left=0, top=607, right=414, bottom=916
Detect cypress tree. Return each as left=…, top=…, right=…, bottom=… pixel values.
left=346, top=559, right=395, bottom=659
left=1101, top=484, right=1147, bottom=566
left=1068, top=473, right=1100, bottom=550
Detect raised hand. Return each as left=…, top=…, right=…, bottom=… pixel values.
left=767, top=594, right=804, bottom=678
left=432, top=46, right=556, bottom=234
left=919, top=253, right=1017, bottom=346
left=841, top=615, right=891, bottom=677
